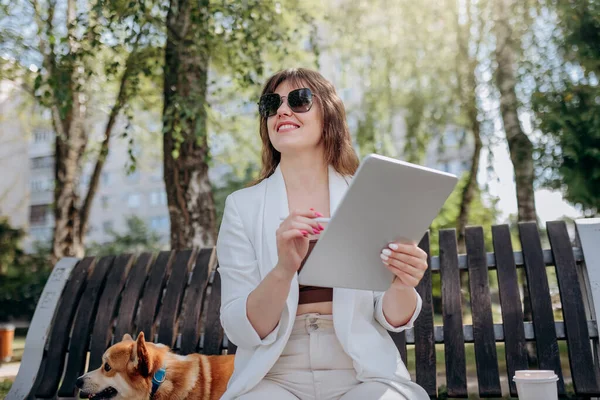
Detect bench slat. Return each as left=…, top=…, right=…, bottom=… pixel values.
left=179, top=248, right=213, bottom=355
left=58, top=256, right=114, bottom=397
left=414, top=232, right=436, bottom=396
left=137, top=251, right=173, bottom=341
left=34, top=258, right=92, bottom=398
left=547, top=221, right=600, bottom=395
left=113, top=253, right=153, bottom=341
left=89, top=254, right=135, bottom=370
left=403, top=320, right=598, bottom=344
left=519, top=222, right=565, bottom=395
left=439, top=229, right=468, bottom=398
left=157, top=250, right=195, bottom=348
left=427, top=247, right=584, bottom=271
left=492, top=225, right=528, bottom=397
left=225, top=334, right=237, bottom=355
left=466, top=227, right=501, bottom=397
left=204, top=268, right=225, bottom=355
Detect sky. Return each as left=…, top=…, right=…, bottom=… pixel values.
left=481, top=141, right=582, bottom=223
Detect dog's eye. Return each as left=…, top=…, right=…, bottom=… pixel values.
left=104, top=363, right=111, bottom=372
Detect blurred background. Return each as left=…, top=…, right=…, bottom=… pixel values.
left=0, top=0, right=598, bottom=396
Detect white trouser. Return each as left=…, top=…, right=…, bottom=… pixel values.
left=237, top=314, right=408, bottom=400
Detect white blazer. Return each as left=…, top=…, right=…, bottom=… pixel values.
left=216, top=164, right=429, bottom=399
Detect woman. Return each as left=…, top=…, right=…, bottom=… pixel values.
left=216, top=68, right=429, bottom=400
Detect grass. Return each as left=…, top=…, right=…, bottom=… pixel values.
left=0, top=380, right=12, bottom=399
left=404, top=340, right=575, bottom=399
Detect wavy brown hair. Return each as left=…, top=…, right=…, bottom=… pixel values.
left=253, top=68, right=359, bottom=184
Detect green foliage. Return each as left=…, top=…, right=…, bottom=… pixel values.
left=325, top=0, right=469, bottom=163
left=0, top=218, right=25, bottom=277
left=0, top=218, right=52, bottom=322
left=556, top=0, right=600, bottom=74
left=85, top=216, right=164, bottom=257
left=209, top=1, right=322, bottom=88
left=534, top=83, right=600, bottom=215
left=531, top=0, right=600, bottom=216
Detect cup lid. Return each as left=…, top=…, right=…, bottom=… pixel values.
left=514, top=370, right=558, bottom=382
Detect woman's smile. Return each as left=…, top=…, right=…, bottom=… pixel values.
left=276, top=120, right=301, bottom=133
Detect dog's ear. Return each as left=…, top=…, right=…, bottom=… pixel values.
left=122, top=333, right=134, bottom=342
left=133, top=332, right=152, bottom=378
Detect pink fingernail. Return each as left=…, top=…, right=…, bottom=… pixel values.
left=310, top=208, right=315, bottom=211
left=318, top=223, right=324, bottom=230
left=300, top=230, right=309, bottom=236
left=315, top=211, right=323, bottom=217
left=313, top=228, right=320, bottom=234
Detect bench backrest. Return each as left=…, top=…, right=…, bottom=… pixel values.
left=406, top=221, right=600, bottom=398
left=22, top=249, right=225, bottom=398
left=8, top=219, right=600, bottom=399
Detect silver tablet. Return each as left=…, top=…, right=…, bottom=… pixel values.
left=298, top=154, right=458, bottom=292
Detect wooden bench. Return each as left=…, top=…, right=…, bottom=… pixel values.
left=7, top=218, right=600, bottom=399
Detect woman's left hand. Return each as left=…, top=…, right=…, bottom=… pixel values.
left=380, top=242, right=428, bottom=289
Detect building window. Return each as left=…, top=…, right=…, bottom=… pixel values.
left=127, top=193, right=141, bottom=208
left=33, top=130, right=54, bottom=143
left=31, top=156, right=54, bottom=169
left=103, top=220, right=113, bottom=233
left=150, top=216, right=169, bottom=231
left=30, top=178, right=53, bottom=192
left=30, top=204, right=49, bottom=225
left=30, top=226, right=52, bottom=242
left=150, top=191, right=167, bottom=206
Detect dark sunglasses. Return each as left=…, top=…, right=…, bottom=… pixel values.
left=258, top=87, right=315, bottom=118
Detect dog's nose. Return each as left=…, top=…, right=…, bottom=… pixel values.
left=76, top=376, right=84, bottom=388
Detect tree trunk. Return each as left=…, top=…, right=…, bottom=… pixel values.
left=51, top=0, right=86, bottom=263
left=494, top=0, right=537, bottom=223
left=494, top=0, right=538, bottom=367
left=455, top=0, right=483, bottom=249
left=52, top=108, right=85, bottom=262
left=163, top=0, right=216, bottom=250
left=457, top=109, right=482, bottom=249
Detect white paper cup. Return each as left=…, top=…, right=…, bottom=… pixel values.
left=513, top=370, right=559, bottom=400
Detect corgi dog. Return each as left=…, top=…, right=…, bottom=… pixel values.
left=76, top=332, right=235, bottom=399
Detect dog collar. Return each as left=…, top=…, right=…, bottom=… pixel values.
left=150, top=365, right=166, bottom=398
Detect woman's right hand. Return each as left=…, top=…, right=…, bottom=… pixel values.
left=275, top=209, right=324, bottom=276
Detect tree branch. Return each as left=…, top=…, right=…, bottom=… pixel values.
left=473, top=0, right=489, bottom=61
left=79, top=33, right=143, bottom=240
